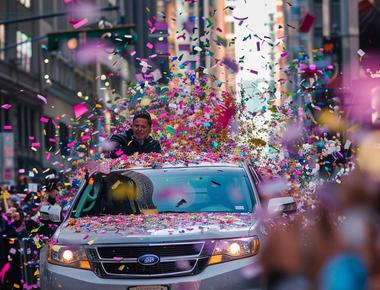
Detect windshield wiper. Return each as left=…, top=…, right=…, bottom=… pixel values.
left=211, top=180, right=221, bottom=186
left=175, top=198, right=187, bottom=208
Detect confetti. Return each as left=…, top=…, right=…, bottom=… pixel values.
left=1, top=104, right=12, bottom=109
left=40, top=117, right=49, bottom=123
left=357, top=49, right=366, bottom=57
left=73, top=103, right=88, bottom=119
left=299, top=12, right=315, bottom=33
left=73, top=18, right=89, bottom=29
left=0, top=262, right=10, bottom=284
left=222, top=58, right=239, bottom=73
left=37, top=94, right=48, bottom=104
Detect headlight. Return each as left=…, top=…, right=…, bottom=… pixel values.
left=208, top=237, right=260, bottom=265
left=47, top=244, right=91, bottom=270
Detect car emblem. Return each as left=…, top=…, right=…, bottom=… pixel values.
left=137, top=254, right=160, bottom=266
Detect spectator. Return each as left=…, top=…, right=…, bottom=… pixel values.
left=260, top=220, right=310, bottom=290
left=44, top=179, right=59, bottom=206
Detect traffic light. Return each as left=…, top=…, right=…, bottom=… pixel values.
left=47, top=25, right=137, bottom=52
left=323, top=37, right=335, bottom=54
left=323, top=36, right=341, bottom=56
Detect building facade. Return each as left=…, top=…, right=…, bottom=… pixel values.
left=281, top=0, right=380, bottom=127
left=0, top=0, right=123, bottom=185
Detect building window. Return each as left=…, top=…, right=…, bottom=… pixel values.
left=44, top=118, right=56, bottom=152
left=59, top=123, right=69, bottom=156
left=17, top=105, right=24, bottom=147
left=0, top=25, right=4, bottom=60
left=0, top=97, right=11, bottom=132
left=18, top=0, right=31, bottom=8
left=16, top=31, right=32, bottom=72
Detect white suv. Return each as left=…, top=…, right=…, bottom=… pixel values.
left=39, top=162, right=296, bottom=290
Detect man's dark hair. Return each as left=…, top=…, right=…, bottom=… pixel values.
left=45, top=178, right=59, bottom=192
left=133, top=111, right=152, bottom=127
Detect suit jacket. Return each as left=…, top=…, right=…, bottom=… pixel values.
left=109, top=129, right=161, bottom=157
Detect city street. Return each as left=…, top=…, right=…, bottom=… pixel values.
left=1, top=0, right=380, bottom=289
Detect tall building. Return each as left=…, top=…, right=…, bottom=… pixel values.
left=281, top=0, right=380, bottom=128
left=122, top=0, right=237, bottom=91
left=164, top=0, right=236, bottom=93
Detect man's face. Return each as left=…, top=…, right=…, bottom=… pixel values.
left=49, top=189, right=57, bottom=199
left=132, top=118, right=151, bottom=141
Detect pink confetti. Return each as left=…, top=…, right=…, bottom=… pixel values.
left=135, top=74, right=145, bottom=82
left=146, top=42, right=154, bottom=49
left=1, top=104, right=11, bottom=109
left=113, top=256, right=123, bottom=262
left=73, top=103, right=88, bottom=118
left=37, top=94, right=48, bottom=105
left=3, top=125, right=12, bottom=130
left=0, top=262, right=10, bottom=284
left=46, top=153, right=51, bottom=160
left=40, top=117, right=49, bottom=123
left=299, top=12, right=315, bottom=33
left=73, top=18, right=89, bottom=29
left=81, top=135, right=90, bottom=142
left=31, top=142, right=41, bottom=148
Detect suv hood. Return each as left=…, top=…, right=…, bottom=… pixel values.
left=54, top=213, right=258, bottom=244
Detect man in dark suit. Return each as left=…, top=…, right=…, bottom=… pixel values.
left=104, top=111, right=161, bottom=158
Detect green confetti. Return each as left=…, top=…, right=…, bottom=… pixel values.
left=165, top=125, right=176, bottom=134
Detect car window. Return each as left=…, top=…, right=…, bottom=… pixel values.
left=71, top=167, right=255, bottom=217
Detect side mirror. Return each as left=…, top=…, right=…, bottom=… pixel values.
left=40, top=204, right=62, bottom=223
left=267, top=197, right=297, bottom=215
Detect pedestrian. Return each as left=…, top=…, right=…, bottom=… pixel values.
left=102, top=111, right=161, bottom=157
left=44, top=178, right=59, bottom=206
left=260, top=221, right=310, bottom=290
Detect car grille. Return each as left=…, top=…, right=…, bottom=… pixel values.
left=97, top=243, right=203, bottom=258
left=87, top=242, right=209, bottom=278
left=102, top=260, right=197, bottom=275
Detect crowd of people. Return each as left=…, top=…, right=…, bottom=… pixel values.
left=0, top=177, right=65, bottom=289
left=0, top=178, right=61, bottom=239
left=260, top=169, right=380, bottom=290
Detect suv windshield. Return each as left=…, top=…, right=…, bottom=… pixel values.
left=71, top=167, right=255, bottom=218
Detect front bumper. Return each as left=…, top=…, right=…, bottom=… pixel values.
left=40, top=249, right=263, bottom=290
